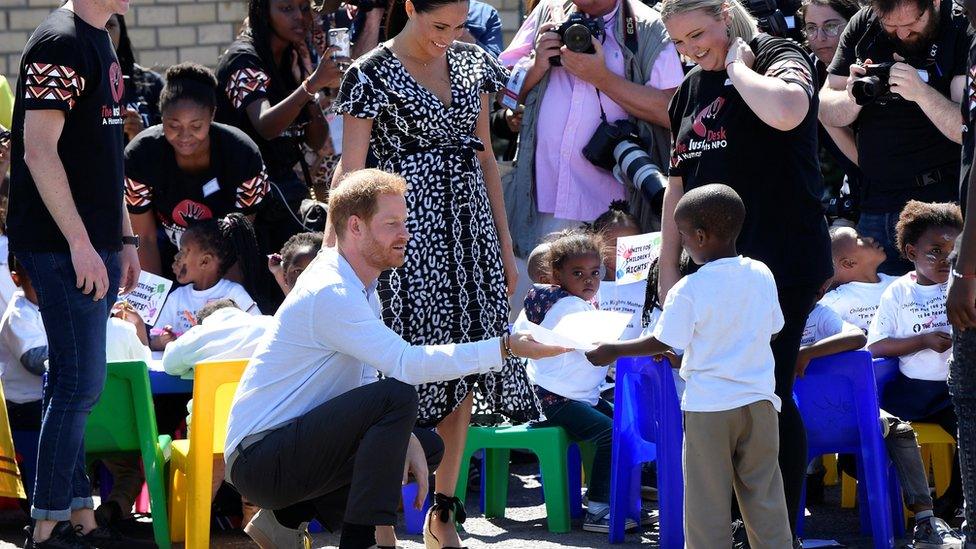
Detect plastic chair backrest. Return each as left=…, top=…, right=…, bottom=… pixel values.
left=192, top=359, right=249, bottom=456
left=616, top=356, right=682, bottom=446
left=86, top=361, right=160, bottom=454
left=795, top=351, right=882, bottom=454
left=872, top=357, right=899, bottom=396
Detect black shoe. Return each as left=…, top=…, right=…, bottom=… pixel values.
left=93, top=501, right=121, bottom=528
left=82, top=526, right=157, bottom=549
left=23, top=522, right=91, bottom=549
left=731, top=519, right=751, bottom=549
left=806, top=472, right=825, bottom=505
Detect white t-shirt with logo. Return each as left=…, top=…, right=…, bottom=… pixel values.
left=155, top=278, right=260, bottom=334
left=653, top=256, right=784, bottom=413
left=866, top=273, right=950, bottom=381
left=106, top=317, right=152, bottom=364
left=0, top=292, right=46, bottom=404
left=820, top=274, right=898, bottom=332
left=597, top=280, right=645, bottom=340
left=801, top=304, right=850, bottom=347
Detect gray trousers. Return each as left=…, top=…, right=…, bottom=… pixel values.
left=229, top=379, right=443, bottom=530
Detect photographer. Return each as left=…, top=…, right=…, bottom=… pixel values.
left=498, top=0, right=684, bottom=260
left=819, top=0, right=972, bottom=274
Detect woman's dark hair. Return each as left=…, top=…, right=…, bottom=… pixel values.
left=894, top=200, right=963, bottom=258
left=247, top=0, right=298, bottom=99
left=642, top=253, right=698, bottom=326
left=182, top=213, right=263, bottom=298
left=592, top=200, right=640, bottom=234
left=384, top=0, right=469, bottom=39
left=160, top=62, right=218, bottom=113
left=798, top=0, right=860, bottom=22
left=113, top=15, right=137, bottom=77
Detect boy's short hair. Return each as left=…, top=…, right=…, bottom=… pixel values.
left=895, top=200, right=963, bottom=256
left=280, top=232, right=324, bottom=270
left=196, top=298, right=239, bottom=323
left=526, top=243, right=551, bottom=284
left=329, top=170, right=407, bottom=239
left=674, top=184, right=745, bottom=241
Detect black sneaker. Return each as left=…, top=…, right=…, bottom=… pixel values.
left=23, top=522, right=91, bottom=549
left=82, top=526, right=157, bottom=549
left=93, top=501, right=122, bottom=528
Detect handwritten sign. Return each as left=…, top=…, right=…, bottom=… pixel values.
left=615, top=232, right=661, bottom=286
left=121, top=271, right=173, bottom=326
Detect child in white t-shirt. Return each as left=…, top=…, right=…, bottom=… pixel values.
left=820, top=226, right=897, bottom=332
left=588, top=184, right=792, bottom=548
left=516, top=229, right=632, bottom=533
left=268, top=232, right=324, bottom=296
left=152, top=214, right=262, bottom=350
left=867, top=201, right=965, bottom=521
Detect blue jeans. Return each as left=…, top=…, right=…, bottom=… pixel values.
left=17, top=250, right=120, bottom=521
left=857, top=212, right=914, bottom=276
left=951, top=327, right=976, bottom=546
left=540, top=394, right=614, bottom=503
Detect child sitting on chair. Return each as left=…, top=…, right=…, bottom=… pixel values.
left=820, top=226, right=897, bottom=329
left=868, top=200, right=966, bottom=526
left=515, top=229, right=634, bottom=534
left=586, top=184, right=792, bottom=548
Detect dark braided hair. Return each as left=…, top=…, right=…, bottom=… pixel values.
left=182, top=213, right=262, bottom=298
left=246, top=0, right=300, bottom=101
left=592, top=200, right=640, bottom=235
left=641, top=253, right=698, bottom=327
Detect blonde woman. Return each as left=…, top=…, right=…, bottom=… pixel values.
left=657, top=0, right=832, bottom=545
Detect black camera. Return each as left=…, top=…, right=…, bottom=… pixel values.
left=851, top=62, right=896, bottom=105
left=549, top=13, right=605, bottom=66
left=583, top=119, right=667, bottom=206
left=744, top=0, right=791, bottom=37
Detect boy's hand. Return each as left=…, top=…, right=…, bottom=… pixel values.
left=586, top=343, right=618, bottom=366
left=795, top=348, right=812, bottom=378
left=948, top=276, right=976, bottom=330
left=922, top=331, right=953, bottom=353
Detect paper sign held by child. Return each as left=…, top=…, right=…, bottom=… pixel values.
left=121, top=271, right=173, bottom=327
left=524, top=310, right=633, bottom=351
left=615, top=232, right=661, bottom=285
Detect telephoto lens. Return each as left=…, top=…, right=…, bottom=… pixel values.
left=612, top=141, right=667, bottom=204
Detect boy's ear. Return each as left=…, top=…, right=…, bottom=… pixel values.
left=695, top=228, right=707, bottom=247
left=904, top=244, right=917, bottom=262
left=840, top=257, right=856, bottom=270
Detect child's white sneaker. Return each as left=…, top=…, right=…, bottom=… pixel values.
left=913, top=516, right=964, bottom=549
left=581, top=509, right=638, bottom=533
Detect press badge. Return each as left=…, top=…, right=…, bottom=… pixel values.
left=502, top=59, right=531, bottom=110
left=202, top=178, right=220, bottom=198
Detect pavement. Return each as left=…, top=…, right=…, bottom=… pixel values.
left=0, top=462, right=915, bottom=548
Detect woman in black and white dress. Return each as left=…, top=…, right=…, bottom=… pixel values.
left=332, top=0, right=533, bottom=545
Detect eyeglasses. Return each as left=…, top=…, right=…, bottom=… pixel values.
left=802, top=21, right=846, bottom=39
left=880, top=5, right=930, bottom=32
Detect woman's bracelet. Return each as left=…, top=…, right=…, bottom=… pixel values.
left=502, top=333, right=516, bottom=359
left=952, top=268, right=976, bottom=280
left=300, top=79, right=316, bottom=101
left=725, top=59, right=740, bottom=71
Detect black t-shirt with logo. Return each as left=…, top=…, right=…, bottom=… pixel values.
left=960, top=41, right=976, bottom=217
left=124, top=123, right=268, bottom=246
left=214, top=38, right=308, bottom=181
left=828, top=3, right=972, bottom=213
left=669, top=33, right=832, bottom=287
left=8, top=8, right=125, bottom=252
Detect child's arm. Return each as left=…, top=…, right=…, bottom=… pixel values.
left=796, top=326, right=867, bottom=377
left=867, top=332, right=952, bottom=358
left=586, top=335, right=673, bottom=366
left=149, top=326, right=176, bottom=351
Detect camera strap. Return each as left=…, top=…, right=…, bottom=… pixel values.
left=621, top=0, right=638, bottom=56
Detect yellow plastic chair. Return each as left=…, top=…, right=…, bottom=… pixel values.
left=167, top=359, right=248, bottom=548
left=841, top=422, right=956, bottom=517
left=823, top=453, right=839, bottom=486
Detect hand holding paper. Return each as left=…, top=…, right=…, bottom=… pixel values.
left=523, top=310, right=634, bottom=352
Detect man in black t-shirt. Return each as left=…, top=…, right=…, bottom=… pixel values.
left=820, top=0, right=972, bottom=275
left=6, top=1, right=147, bottom=547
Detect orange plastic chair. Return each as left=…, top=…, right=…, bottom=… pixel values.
left=167, top=359, right=248, bottom=548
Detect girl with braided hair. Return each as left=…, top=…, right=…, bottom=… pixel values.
left=150, top=213, right=263, bottom=351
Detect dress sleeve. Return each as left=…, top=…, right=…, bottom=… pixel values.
left=479, top=47, right=510, bottom=94
left=222, top=53, right=272, bottom=113
left=21, top=34, right=87, bottom=112
left=335, top=61, right=389, bottom=119
left=227, top=130, right=269, bottom=213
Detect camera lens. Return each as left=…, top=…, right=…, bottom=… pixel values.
left=563, top=24, right=592, bottom=52
left=612, top=141, right=666, bottom=202
left=851, top=76, right=883, bottom=106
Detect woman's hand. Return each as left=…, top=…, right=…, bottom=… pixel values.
left=508, top=332, right=571, bottom=360
left=724, top=37, right=755, bottom=71
left=308, top=46, right=350, bottom=92
left=123, top=107, right=144, bottom=141
left=501, top=243, right=518, bottom=297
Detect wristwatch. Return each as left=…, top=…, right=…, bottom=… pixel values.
left=122, top=235, right=140, bottom=249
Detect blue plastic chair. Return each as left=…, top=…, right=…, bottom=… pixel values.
left=794, top=351, right=896, bottom=549
left=609, top=356, right=683, bottom=546
left=401, top=482, right=431, bottom=535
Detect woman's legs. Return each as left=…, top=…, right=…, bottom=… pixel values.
left=429, top=392, right=474, bottom=546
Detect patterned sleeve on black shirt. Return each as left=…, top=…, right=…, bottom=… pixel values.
left=21, top=36, right=86, bottom=112
left=224, top=54, right=271, bottom=111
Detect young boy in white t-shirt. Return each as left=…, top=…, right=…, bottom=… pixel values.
left=820, top=227, right=897, bottom=332
left=587, top=184, right=792, bottom=548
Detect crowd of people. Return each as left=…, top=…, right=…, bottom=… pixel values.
left=1, top=0, right=976, bottom=547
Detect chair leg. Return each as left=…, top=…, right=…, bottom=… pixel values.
left=931, top=444, right=952, bottom=498
left=483, top=448, right=511, bottom=519
left=861, top=452, right=895, bottom=549
left=142, top=448, right=171, bottom=549
left=167, top=466, right=186, bottom=544
left=841, top=471, right=857, bottom=508
left=538, top=448, right=571, bottom=533
left=608, top=444, right=632, bottom=544
left=823, top=453, right=839, bottom=486
left=186, top=457, right=213, bottom=549
left=568, top=444, right=583, bottom=520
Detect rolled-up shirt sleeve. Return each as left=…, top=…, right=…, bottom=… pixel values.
left=313, top=284, right=503, bottom=384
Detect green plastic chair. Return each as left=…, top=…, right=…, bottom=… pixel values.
left=455, top=424, right=594, bottom=533
left=85, top=361, right=173, bottom=549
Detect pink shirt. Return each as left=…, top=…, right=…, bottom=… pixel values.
left=499, top=2, right=684, bottom=223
